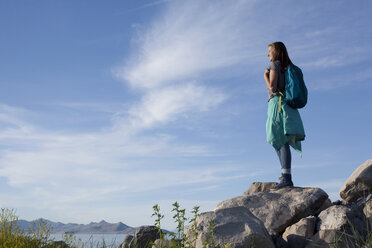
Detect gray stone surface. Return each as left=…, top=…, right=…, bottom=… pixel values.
left=184, top=206, right=275, bottom=248
left=128, top=226, right=160, bottom=248
left=118, top=235, right=133, bottom=248
left=316, top=198, right=333, bottom=215
left=151, top=239, right=177, bottom=247
left=243, top=182, right=278, bottom=195
left=350, top=194, right=372, bottom=219
left=215, top=187, right=329, bottom=234
left=270, top=234, right=289, bottom=248
left=363, top=198, right=372, bottom=219
left=282, top=216, right=316, bottom=248
left=317, top=205, right=365, bottom=232
left=339, top=159, right=372, bottom=205
left=306, top=205, right=366, bottom=248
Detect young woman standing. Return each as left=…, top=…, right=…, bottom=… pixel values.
left=264, top=42, right=305, bottom=190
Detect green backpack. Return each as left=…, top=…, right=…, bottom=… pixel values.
left=284, top=65, right=308, bottom=108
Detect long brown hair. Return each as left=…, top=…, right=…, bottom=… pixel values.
left=268, top=42, right=293, bottom=72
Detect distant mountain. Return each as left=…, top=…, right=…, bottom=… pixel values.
left=17, top=219, right=137, bottom=234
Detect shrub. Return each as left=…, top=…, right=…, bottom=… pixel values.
left=151, top=203, right=232, bottom=248
left=0, top=208, right=117, bottom=248
left=0, top=208, right=55, bottom=247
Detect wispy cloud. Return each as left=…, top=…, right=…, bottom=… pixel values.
left=112, top=0, right=263, bottom=133
left=0, top=99, right=241, bottom=225
left=116, top=0, right=256, bottom=90
left=0, top=104, right=34, bottom=129
left=126, top=83, right=227, bottom=129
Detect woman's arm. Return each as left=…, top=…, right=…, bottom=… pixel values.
left=264, top=69, right=278, bottom=92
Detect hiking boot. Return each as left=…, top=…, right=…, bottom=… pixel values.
left=271, top=174, right=293, bottom=191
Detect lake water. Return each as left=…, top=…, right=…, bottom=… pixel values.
left=50, top=233, right=127, bottom=247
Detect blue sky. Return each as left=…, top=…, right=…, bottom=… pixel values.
left=0, top=0, right=371, bottom=230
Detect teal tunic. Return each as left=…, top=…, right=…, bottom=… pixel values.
left=266, top=96, right=305, bottom=155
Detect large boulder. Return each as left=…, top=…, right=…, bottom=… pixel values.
left=363, top=198, right=372, bottom=219
left=270, top=234, right=289, bottom=248
left=306, top=205, right=366, bottom=248
left=184, top=206, right=275, bottom=248
left=118, top=235, right=133, bottom=248
left=339, top=159, right=372, bottom=205
left=215, top=187, right=329, bottom=234
left=282, top=216, right=316, bottom=248
left=128, top=226, right=160, bottom=248
left=349, top=194, right=372, bottom=217
left=151, top=239, right=177, bottom=247
left=243, top=182, right=278, bottom=195
left=316, top=198, right=333, bottom=215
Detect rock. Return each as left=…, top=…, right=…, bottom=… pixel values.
left=128, top=226, right=160, bottom=248
left=350, top=194, right=372, bottom=212
left=243, top=182, right=278, bottom=195
left=151, top=239, right=177, bottom=247
left=316, top=205, right=365, bottom=233
left=332, top=200, right=343, bottom=205
left=316, top=198, right=333, bottom=215
left=270, top=234, right=289, bottom=248
left=339, top=159, right=372, bottom=205
left=184, top=206, right=275, bottom=248
left=306, top=205, right=366, bottom=248
left=306, top=230, right=342, bottom=248
left=118, top=235, right=133, bottom=248
left=282, top=216, right=316, bottom=248
left=215, top=187, right=329, bottom=234
left=363, top=198, right=372, bottom=219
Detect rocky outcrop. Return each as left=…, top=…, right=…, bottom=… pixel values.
left=176, top=159, right=372, bottom=248
left=184, top=206, right=275, bottom=248
left=363, top=197, right=372, bottom=219
left=243, top=182, right=278, bottom=195
left=215, top=187, right=329, bottom=234
left=151, top=239, right=178, bottom=248
left=128, top=226, right=159, bottom=248
left=306, top=205, right=366, bottom=248
left=339, top=159, right=372, bottom=205
left=113, top=159, right=372, bottom=248
left=317, top=198, right=333, bottom=215
left=118, top=235, right=133, bottom=248
left=282, top=216, right=316, bottom=248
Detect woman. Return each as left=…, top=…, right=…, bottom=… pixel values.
left=264, top=42, right=305, bottom=190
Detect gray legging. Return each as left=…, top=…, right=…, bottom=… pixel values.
left=276, top=143, right=291, bottom=174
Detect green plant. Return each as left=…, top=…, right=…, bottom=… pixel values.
left=169, top=202, right=187, bottom=248
left=150, top=203, right=233, bottom=248
left=0, top=208, right=57, bottom=248
left=151, top=204, right=166, bottom=247
left=0, top=208, right=130, bottom=248
left=249, top=235, right=255, bottom=248
left=61, top=232, right=84, bottom=248
left=185, top=206, right=200, bottom=248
